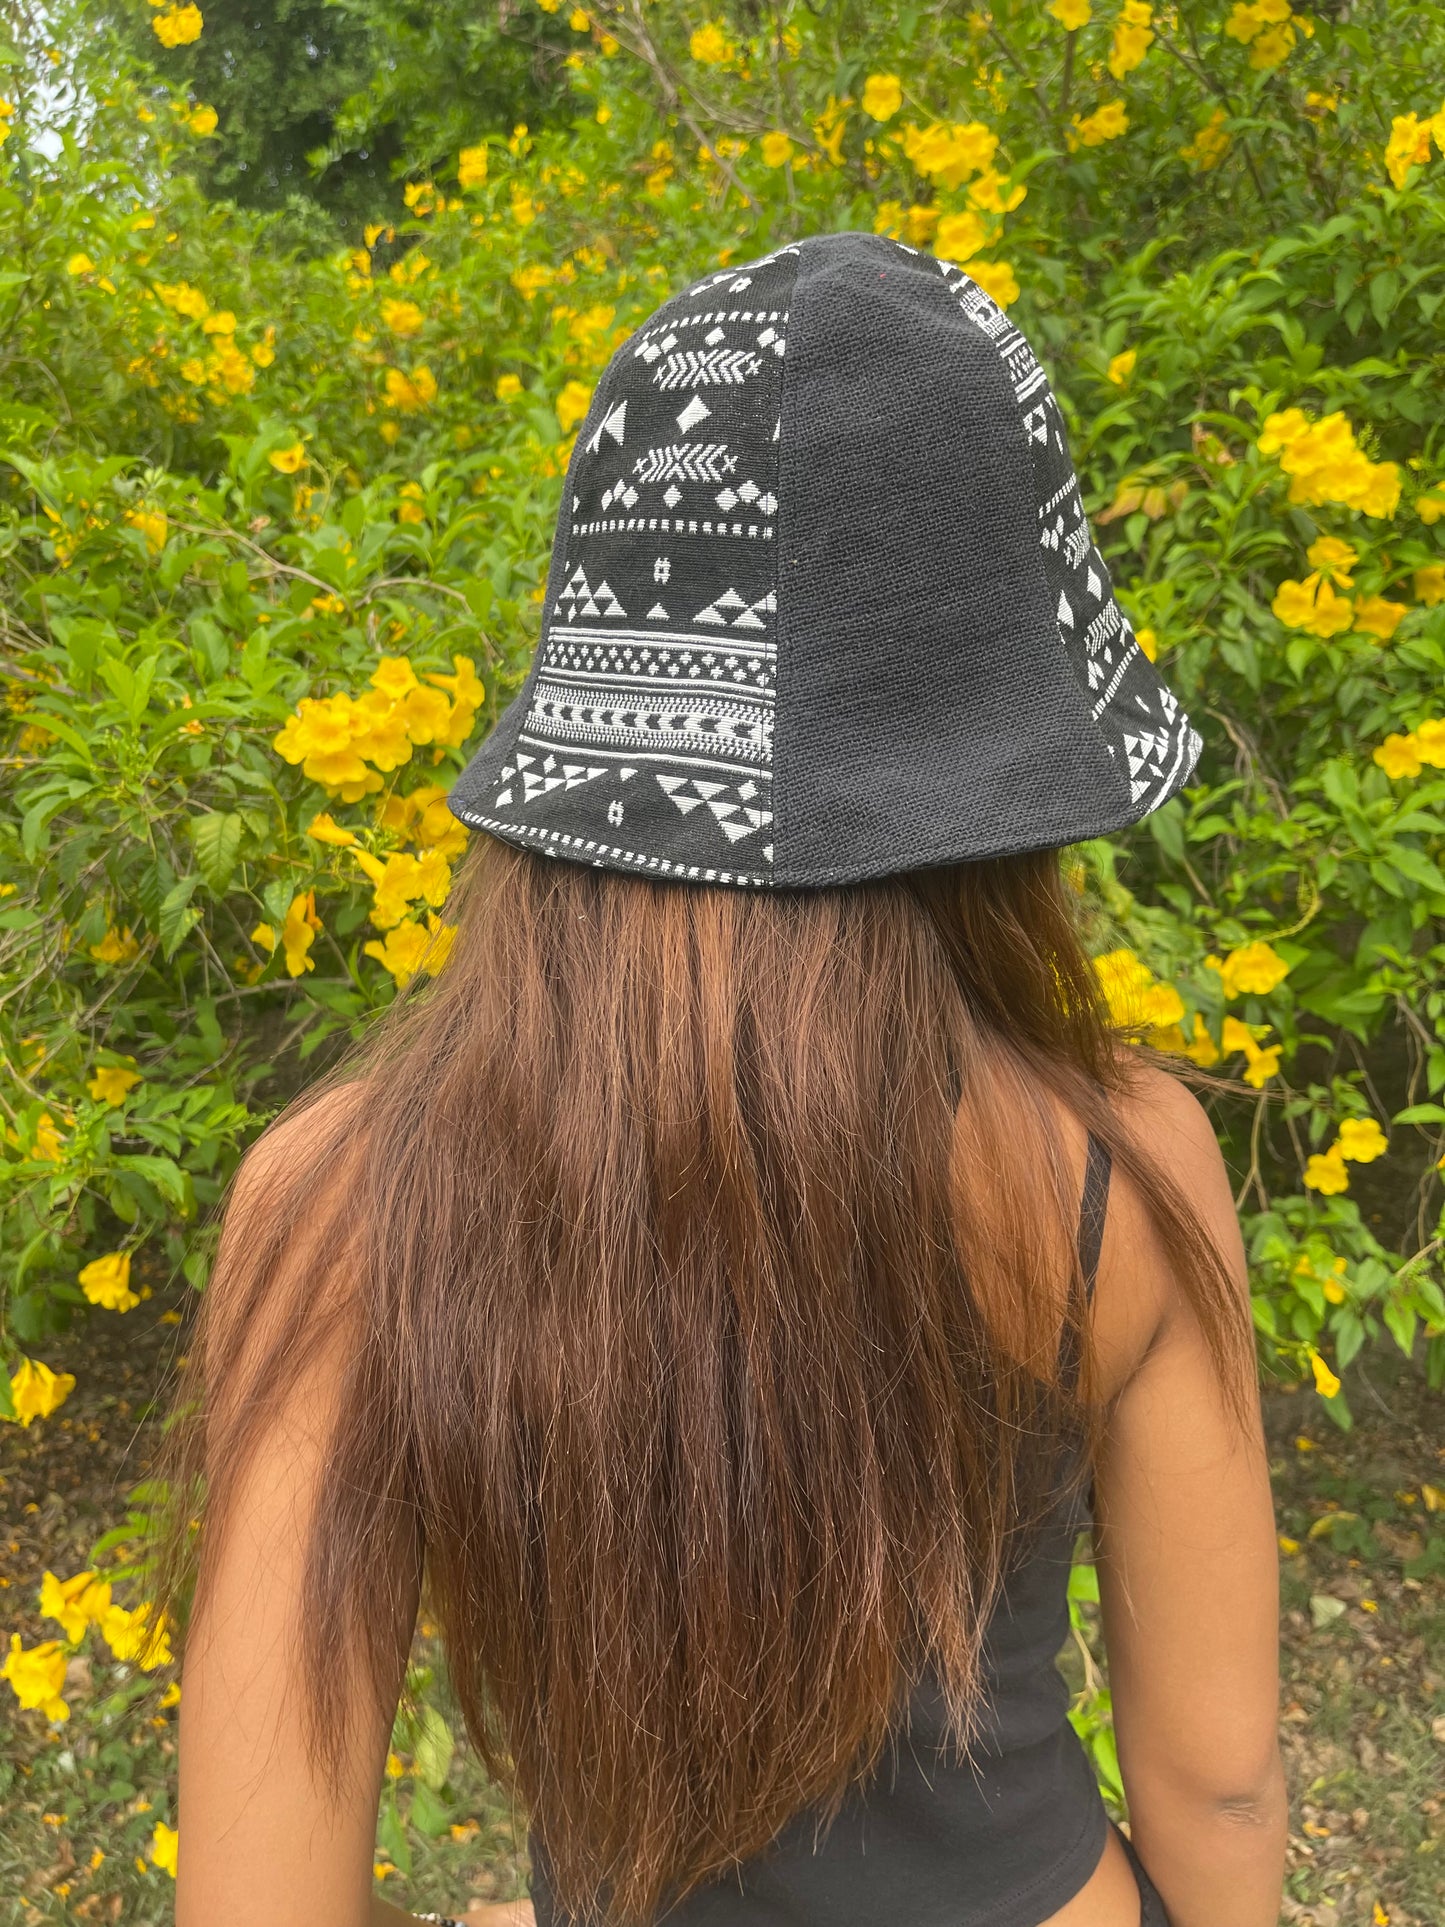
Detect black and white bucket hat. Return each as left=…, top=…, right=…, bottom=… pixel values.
left=448, top=230, right=1202, bottom=888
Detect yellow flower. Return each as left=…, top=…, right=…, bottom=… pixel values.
left=1071, top=100, right=1128, bottom=146
left=689, top=21, right=733, bottom=64
left=397, top=482, right=426, bottom=524
left=267, top=441, right=306, bottom=474
left=1417, top=717, right=1445, bottom=766
left=964, top=260, right=1019, bottom=308
left=1385, top=112, right=1433, bottom=190
left=371, top=655, right=419, bottom=700
left=79, top=1251, right=140, bottom=1313
left=364, top=913, right=456, bottom=986
left=1242, top=1045, right=1282, bottom=1088
left=125, top=507, right=169, bottom=555
left=1180, top=108, right=1231, bottom=172
left=31, top=1113, right=64, bottom=1162
left=1353, top=594, right=1406, bottom=642
left=1180, top=1011, right=1220, bottom=1066
left=1271, top=573, right=1353, bottom=638
left=1258, top=409, right=1400, bottom=519
left=760, top=131, right=793, bottom=167
left=1305, top=534, right=1357, bottom=584
left=934, top=210, right=987, bottom=264
left=1336, top=1117, right=1387, bottom=1163
left=1, top=1634, right=69, bottom=1721
left=281, top=891, right=322, bottom=977
left=966, top=168, right=1027, bottom=214
left=1248, top=21, right=1294, bottom=69
left=1304, top=1147, right=1350, bottom=1195
left=1414, top=565, right=1445, bottom=606
left=1108, top=3, right=1153, bottom=80
left=1135, top=626, right=1158, bottom=661
left=100, top=1601, right=173, bottom=1669
left=1093, top=948, right=1182, bottom=1031
left=151, top=4, right=203, bottom=47
left=201, top=309, right=235, bottom=335
left=67, top=253, right=95, bottom=275
left=568, top=5, right=589, bottom=26
left=555, top=378, right=593, bottom=434
left=1214, top=939, right=1291, bottom=997
left=150, top=1822, right=178, bottom=1878
left=86, top=1062, right=141, bottom=1107
left=1224, top=0, right=1262, bottom=41
left=1256, top=407, right=1309, bottom=455
left=1373, top=731, right=1421, bottom=779
left=7, top=1358, right=76, bottom=1427
left=1417, top=489, right=1445, bottom=524
left=186, top=103, right=217, bottom=135
left=495, top=372, right=522, bottom=401
left=1309, top=1350, right=1341, bottom=1398
left=383, top=365, right=438, bottom=411
left=861, top=74, right=903, bottom=121
left=1047, top=0, right=1091, bottom=25
left=1106, top=348, right=1137, bottom=386
left=90, top=924, right=140, bottom=964
left=250, top=921, right=276, bottom=953
left=304, top=812, right=358, bottom=848
left=901, top=119, right=997, bottom=188
left=458, top=144, right=488, bottom=189
left=381, top=297, right=424, bottom=337
left=39, top=1570, right=112, bottom=1643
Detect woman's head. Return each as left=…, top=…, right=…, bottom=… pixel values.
left=158, top=833, right=1252, bottom=1925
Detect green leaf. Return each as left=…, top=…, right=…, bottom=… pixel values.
left=192, top=812, right=244, bottom=896
left=1382, top=1298, right=1417, bottom=1358
left=375, top=1796, right=411, bottom=1875
left=159, top=876, right=202, bottom=959
left=262, top=877, right=296, bottom=927
left=413, top=1702, right=455, bottom=1791
left=409, top=1779, right=452, bottom=1836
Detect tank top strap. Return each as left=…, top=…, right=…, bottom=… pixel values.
left=1077, top=1129, right=1112, bottom=1305
left=1057, top=1130, right=1112, bottom=1392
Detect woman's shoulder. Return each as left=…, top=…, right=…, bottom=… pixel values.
left=230, top=1079, right=373, bottom=1210
left=1083, top=1058, right=1243, bottom=1403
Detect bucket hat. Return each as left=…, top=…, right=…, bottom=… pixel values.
left=447, top=230, right=1202, bottom=888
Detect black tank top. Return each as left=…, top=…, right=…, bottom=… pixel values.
left=530, top=1133, right=1114, bottom=1927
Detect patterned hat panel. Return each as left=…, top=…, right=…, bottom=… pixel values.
left=448, top=244, right=801, bottom=884
left=935, top=261, right=1202, bottom=816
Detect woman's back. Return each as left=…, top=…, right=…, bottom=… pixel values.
left=529, top=1133, right=1121, bottom=1927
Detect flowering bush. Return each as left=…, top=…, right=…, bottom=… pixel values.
left=3, top=1, right=1445, bottom=1475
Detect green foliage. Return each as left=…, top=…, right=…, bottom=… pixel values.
left=1, top=0, right=1444, bottom=1443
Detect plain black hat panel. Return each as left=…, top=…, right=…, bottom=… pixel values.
left=772, top=233, right=1131, bottom=886
left=448, top=230, right=1203, bottom=887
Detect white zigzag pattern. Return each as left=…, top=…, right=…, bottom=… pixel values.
left=633, top=443, right=738, bottom=483
left=653, top=347, right=762, bottom=390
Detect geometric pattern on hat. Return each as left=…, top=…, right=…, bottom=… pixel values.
left=448, top=242, right=800, bottom=887
left=448, top=231, right=1203, bottom=888
left=936, top=263, right=1203, bottom=813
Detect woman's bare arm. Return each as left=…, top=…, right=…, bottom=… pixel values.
left=175, top=1108, right=434, bottom=1927
left=1092, top=1069, right=1287, bottom=1927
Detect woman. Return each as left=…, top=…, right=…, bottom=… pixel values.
left=165, top=234, right=1287, bottom=1927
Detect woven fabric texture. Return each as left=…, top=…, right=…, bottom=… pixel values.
left=448, top=230, right=1202, bottom=886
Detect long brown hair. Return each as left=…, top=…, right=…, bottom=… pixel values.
left=156, top=835, right=1254, bottom=1922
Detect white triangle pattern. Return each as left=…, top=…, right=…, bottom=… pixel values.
left=656, top=773, right=773, bottom=843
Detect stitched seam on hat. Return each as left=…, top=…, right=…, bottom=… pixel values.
left=770, top=238, right=811, bottom=884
